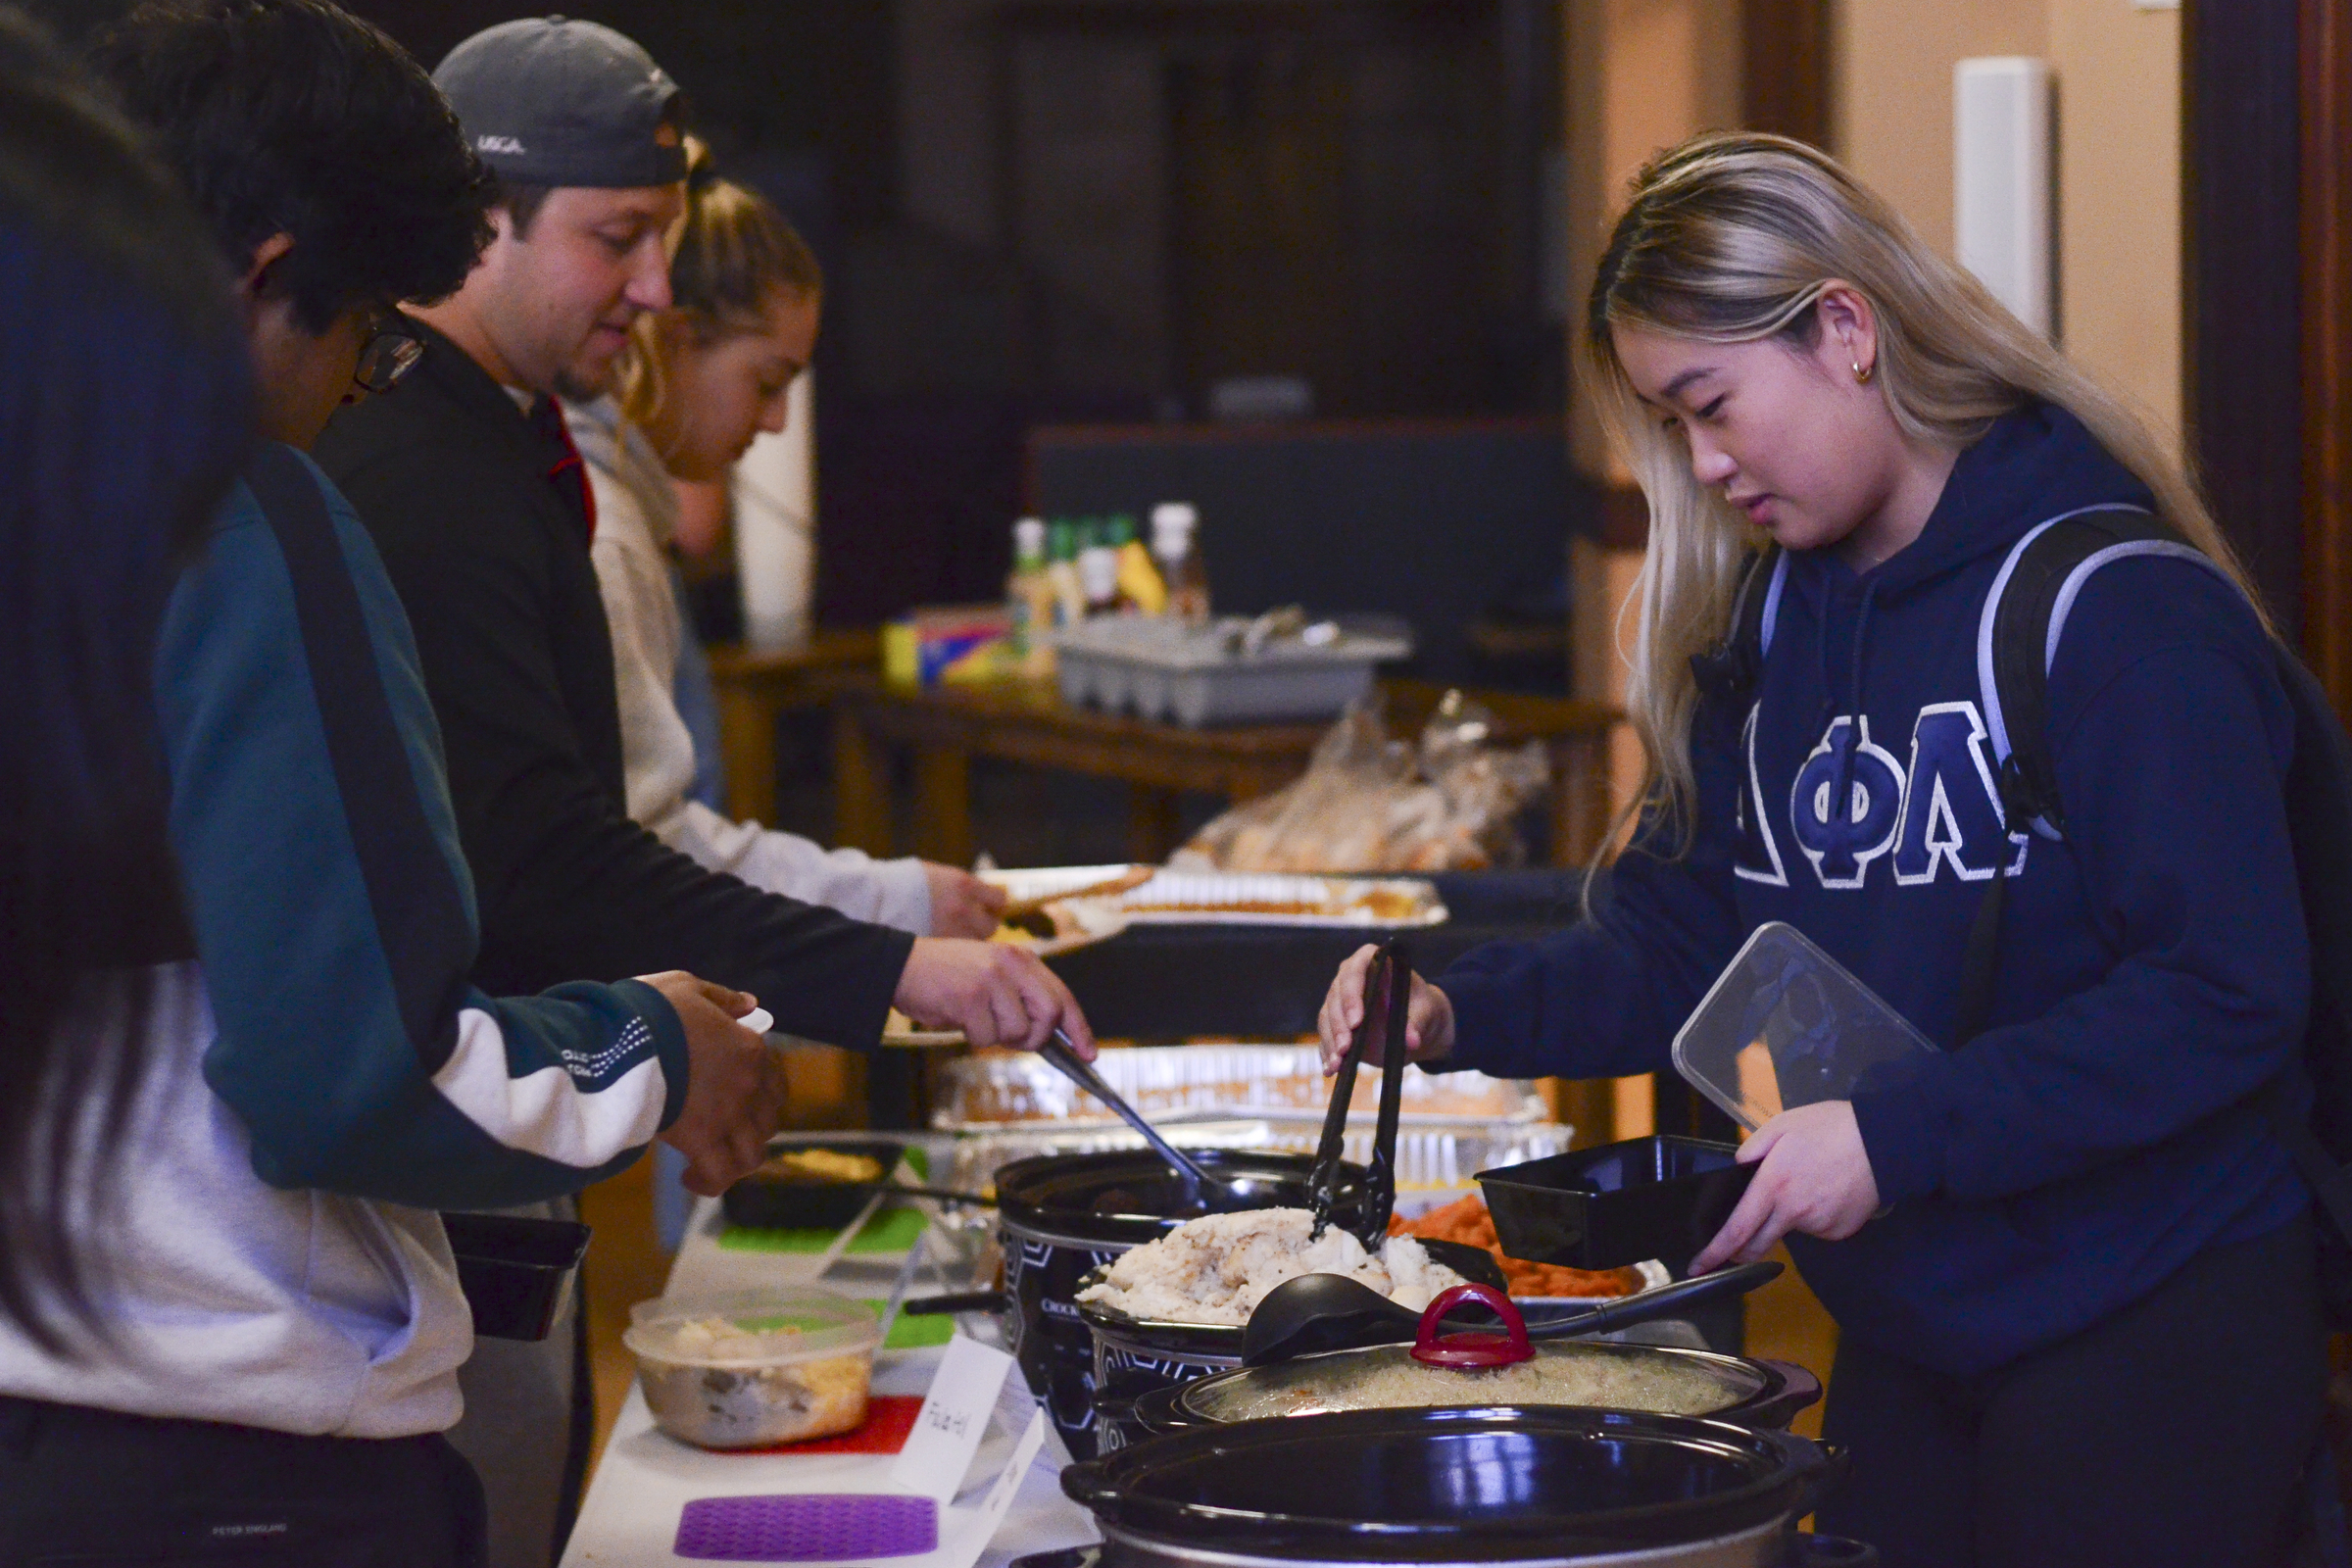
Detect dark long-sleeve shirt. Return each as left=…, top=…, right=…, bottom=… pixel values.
left=314, top=320, right=912, bottom=1047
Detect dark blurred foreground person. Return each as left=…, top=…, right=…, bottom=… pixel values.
left=0, top=6, right=786, bottom=1562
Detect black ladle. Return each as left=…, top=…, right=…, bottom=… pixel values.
left=1035, top=1028, right=1236, bottom=1208
left=1306, top=941, right=1410, bottom=1248
left=1240, top=1258, right=1784, bottom=1366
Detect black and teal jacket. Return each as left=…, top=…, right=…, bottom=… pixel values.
left=0, top=446, right=688, bottom=1438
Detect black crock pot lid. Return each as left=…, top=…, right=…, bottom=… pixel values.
left=1173, top=1339, right=1777, bottom=1422
left=995, top=1150, right=1376, bottom=1247
left=1060, top=1406, right=1827, bottom=1561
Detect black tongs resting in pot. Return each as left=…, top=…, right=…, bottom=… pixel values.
left=1307, top=940, right=1411, bottom=1249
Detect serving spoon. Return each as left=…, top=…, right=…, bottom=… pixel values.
left=1035, top=1028, right=1239, bottom=1209
left=1240, top=1258, right=1783, bottom=1366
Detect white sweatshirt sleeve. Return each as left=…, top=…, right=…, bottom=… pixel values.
left=584, top=422, right=937, bottom=938
left=663, top=801, right=934, bottom=933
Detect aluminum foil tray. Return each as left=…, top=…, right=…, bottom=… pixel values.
left=949, top=1118, right=1573, bottom=1200
left=1059, top=871, right=1446, bottom=931
left=932, top=1044, right=1544, bottom=1130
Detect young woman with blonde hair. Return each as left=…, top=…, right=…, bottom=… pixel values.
left=566, top=158, right=1004, bottom=941
left=1321, top=132, right=2326, bottom=1565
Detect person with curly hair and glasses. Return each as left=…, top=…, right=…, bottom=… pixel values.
left=0, top=6, right=790, bottom=1563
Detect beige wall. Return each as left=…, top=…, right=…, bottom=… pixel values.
left=1831, top=0, right=2050, bottom=261
left=1563, top=0, right=1743, bottom=477
left=1830, top=0, right=2183, bottom=442
left=2047, top=0, right=2182, bottom=446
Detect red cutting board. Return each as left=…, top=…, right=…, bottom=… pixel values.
left=731, top=1395, right=923, bottom=1457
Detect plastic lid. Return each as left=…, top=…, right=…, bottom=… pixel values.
left=1670, top=921, right=1938, bottom=1131
left=1105, top=514, right=1137, bottom=546
left=624, top=1287, right=882, bottom=1368
left=1048, top=519, right=1078, bottom=560
left=1152, top=501, right=1198, bottom=531
left=1014, top=517, right=1047, bottom=559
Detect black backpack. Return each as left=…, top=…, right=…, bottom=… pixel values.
left=1707, top=506, right=2352, bottom=1322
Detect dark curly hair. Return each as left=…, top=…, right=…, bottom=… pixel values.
left=87, top=0, right=494, bottom=332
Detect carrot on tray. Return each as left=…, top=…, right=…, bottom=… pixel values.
left=1390, top=1194, right=1642, bottom=1299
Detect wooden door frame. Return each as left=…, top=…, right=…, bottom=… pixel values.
left=2303, top=0, right=2352, bottom=710
left=1741, top=0, right=1832, bottom=149
left=2184, top=0, right=2352, bottom=711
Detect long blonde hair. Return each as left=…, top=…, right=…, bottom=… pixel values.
left=1585, top=131, right=2259, bottom=856
left=618, top=138, right=823, bottom=464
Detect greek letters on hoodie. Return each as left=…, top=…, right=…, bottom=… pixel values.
left=1438, top=405, right=2310, bottom=1377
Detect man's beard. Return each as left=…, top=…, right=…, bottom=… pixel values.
left=552, top=365, right=610, bottom=404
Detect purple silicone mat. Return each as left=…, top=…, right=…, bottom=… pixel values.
left=674, top=1493, right=940, bottom=1561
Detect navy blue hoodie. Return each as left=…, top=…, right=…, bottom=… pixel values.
left=1440, top=403, right=2310, bottom=1377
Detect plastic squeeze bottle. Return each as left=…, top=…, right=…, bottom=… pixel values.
left=1077, top=518, right=1123, bottom=616
left=1046, top=518, right=1088, bottom=628
left=1108, top=513, right=1168, bottom=615
left=1006, top=516, right=1056, bottom=676
left=1152, top=502, right=1211, bottom=623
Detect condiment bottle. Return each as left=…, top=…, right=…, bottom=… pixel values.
left=1046, top=518, right=1088, bottom=628
left=1077, top=517, right=1123, bottom=616
left=1107, top=513, right=1166, bottom=615
left=1152, top=502, right=1211, bottom=623
left=1005, top=516, right=1056, bottom=676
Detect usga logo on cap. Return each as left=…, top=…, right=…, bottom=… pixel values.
left=478, top=134, right=525, bottom=155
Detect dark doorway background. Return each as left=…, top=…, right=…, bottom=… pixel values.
left=40, top=0, right=1565, bottom=631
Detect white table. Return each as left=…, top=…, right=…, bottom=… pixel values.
left=562, top=1176, right=1102, bottom=1568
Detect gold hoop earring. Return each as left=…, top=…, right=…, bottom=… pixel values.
left=1854, top=360, right=1875, bottom=384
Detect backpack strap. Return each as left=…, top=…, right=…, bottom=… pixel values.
left=1690, top=545, right=1788, bottom=706
left=1977, top=504, right=2229, bottom=836
left=1951, top=503, right=2227, bottom=1045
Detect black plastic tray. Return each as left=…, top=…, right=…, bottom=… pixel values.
left=1477, top=1136, right=1755, bottom=1272
left=719, top=1138, right=908, bottom=1232
left=443, top=1212, right=591, bottom=1342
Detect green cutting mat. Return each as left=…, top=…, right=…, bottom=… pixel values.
left=717, top=1204, right=932, bottom=1255
left=880, top=1310, right=955, bottom=1350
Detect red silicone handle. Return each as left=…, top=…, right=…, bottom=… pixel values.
left=1410, top=1282, right=1534, bottom=1368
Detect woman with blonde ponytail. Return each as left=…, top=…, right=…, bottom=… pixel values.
left=565, top=147, right=1004, bottom=942
left=1320, top=133, right=2325, bottom=1563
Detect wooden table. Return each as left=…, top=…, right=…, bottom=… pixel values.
left=704, top=629, right=882, bottom=824
left=827, top=670, right=1620, bottom=868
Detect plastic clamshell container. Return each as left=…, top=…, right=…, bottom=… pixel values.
left=1050, top=616, right=1412, bottom=727
left=1476, top=1137, right=1755, bottom=1272
left=626, top=1288, right=884, bottom=1450
left=1671, top=921, right=1939, bottom=1132
left=443, top=1212, right=591, bottom=1343
left=719, top=1138, right=909, bottom=1232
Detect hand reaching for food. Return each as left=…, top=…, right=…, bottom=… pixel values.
left=1318, top=942, right=1454, bottom=1073
left=921, top=862, right=1008, bottom=938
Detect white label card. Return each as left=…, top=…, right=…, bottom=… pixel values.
left=890, top=1333, right=1015, bottom=1502
left=936, top=1408, right=1050, bottom=1568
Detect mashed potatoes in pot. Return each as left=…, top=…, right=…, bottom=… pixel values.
left=1076, top=1207, right=1467, bottom=1327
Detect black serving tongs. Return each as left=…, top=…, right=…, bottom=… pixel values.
left=1307, top=940, right=1411, bottom=1248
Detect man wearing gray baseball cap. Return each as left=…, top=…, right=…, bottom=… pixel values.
left=316, top=19, right=1095, bottom=1567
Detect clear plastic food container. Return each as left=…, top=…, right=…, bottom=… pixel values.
left=1671, top=921, right=1939, bottom=1131
left=624, top=1288, right=883, bottom=1450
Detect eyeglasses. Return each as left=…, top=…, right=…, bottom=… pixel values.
left=354, top=317, right=424, bottom=394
